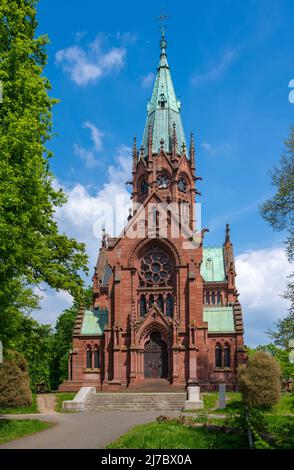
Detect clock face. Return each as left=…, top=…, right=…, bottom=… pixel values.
left=178, top=176, right=188, bottom=193
left=140, top=180, right=148, bottom=194
left=156, top=173, right=170, bottom=189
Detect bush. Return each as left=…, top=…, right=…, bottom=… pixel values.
left=237, top=351, right=281, bottom=409
left=0, top=350, right=32, bottom=408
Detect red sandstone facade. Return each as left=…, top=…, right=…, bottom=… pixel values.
left=60, top=34, right=246, bottom=393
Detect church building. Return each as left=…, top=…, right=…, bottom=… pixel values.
left=60, top=32, right=246, bottom=392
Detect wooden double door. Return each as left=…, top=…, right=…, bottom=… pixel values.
left=144, top=332, right=168, bottom=379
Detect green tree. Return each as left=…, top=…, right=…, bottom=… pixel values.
left=0, top=0, right=88, bottom=347
left=12, top=315, right=53, bottom=392
left=237, top=351, right=281, bottom=409
left=0, top=350, right=32, bottom=408
left=50, top=287, right=92, bottom=389
left=260, top=127, right=294, bottom=348
left=256, top=344, right=294, bottom=381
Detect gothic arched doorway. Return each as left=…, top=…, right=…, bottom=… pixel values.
left=144, top=332, right=168, bottom=379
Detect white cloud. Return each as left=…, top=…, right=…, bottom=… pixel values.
left=236, top=247, right=292, bottom=346
left=74, top=144, right=98, bottom=169
left=141, top=72, right=155, bottom=88
left=55, top=36, right=126, bottom=86
left=74, top=122, right=104, bottom=168
left=191, top=47, right=238, bottom=86
left=115, top=32, right=138, bottom=45
left=83, top=122, right=104, bottom=152
left=202, top=142, right=232, bottom=155
left=32, top=287, right=73, bottom=326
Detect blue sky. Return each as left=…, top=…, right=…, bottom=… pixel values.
left=34, top=0, right=294, bottom=346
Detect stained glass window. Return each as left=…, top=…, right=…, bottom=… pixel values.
left=224, top=346, right=230, bottom=367
left=140, top=249, right=172, bottom=285
left=215, top=345, right=222, bottom=368
left=166, top=294, right=173, bottom=317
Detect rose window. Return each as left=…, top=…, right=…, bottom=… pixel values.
left=140, top=249, right=172, bottom=285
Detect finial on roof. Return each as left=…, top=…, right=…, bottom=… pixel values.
left=157, top=8, right=168, bottom=41
left=148, top=124, right=153, bottom=157
left=190, top=132, right=195, bottom=169
left=133, top=136, right=137, bottom=155
left=101, top=227, right=108, bottom=248
left=172, top=122, right=177, bottom=158
left=140, top=145, right=144, bottom=159
left=132, top=137, right=137, bottom=171
left=225, top=223, right=231, bottom=243
left=157, top=7, right=168, bottom=58
left=181, top=142, right=186, bottom=154
left=160, top=138, right=165, bottom=150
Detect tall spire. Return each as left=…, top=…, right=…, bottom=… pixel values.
left=141, top=32, right=186, bottom=157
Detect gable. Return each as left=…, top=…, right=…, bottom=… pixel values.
left=201, top=247, right=226, bottom=282
left=80, top=308, right=108, bottom=335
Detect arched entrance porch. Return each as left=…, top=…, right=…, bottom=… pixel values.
left=144, top=332, right=168, bottom=379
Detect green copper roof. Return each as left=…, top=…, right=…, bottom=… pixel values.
left=141, top=34, right=186, bottom=156
left=201, top=247, right=226, bottom=282
left=203, top=306, right=235, bottom=332
left=80, top=308, right=108, bottom=335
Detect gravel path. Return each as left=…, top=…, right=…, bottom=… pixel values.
left=0, top=410, right=180, bottom=449
left=36, top=394, right=57, bottom=414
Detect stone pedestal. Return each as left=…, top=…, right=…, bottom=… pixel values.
left=184, top=385, right=203, bottom=410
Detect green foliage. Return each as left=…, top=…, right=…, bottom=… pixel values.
left=0, top=393, right=38, bottom=414
left=11, top=315, right=53, bottom=392
left=0, top=0, right=88, bottom=348
left=0, top=350, right=32, bottom=408
left=0, top=419, right=52, bottom=444
left=49, top=286, right=92, bottom=389
left=260, top=127, right=294, bottom=347
left=106, top=420, right=248, bottom=449
left=256, top=343, right=294, bottom=380
left=266, top=415, right=294, bottom=449
left=267, top=312, right=294, bottom=350
left=237, top=351, right=281, bottom=409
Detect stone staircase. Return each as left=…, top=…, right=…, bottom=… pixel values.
left=85, top=392, right=187, bottom=411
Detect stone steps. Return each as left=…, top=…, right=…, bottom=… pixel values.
left=85, top=392, right=186, bottom=411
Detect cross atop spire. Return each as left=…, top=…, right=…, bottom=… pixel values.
left=157, top=7, right=169, bottom=38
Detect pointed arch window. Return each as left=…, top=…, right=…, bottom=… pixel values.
left=93, top=346, right=100, bottom=369
left=86, top=346, right=92, bottom=369
left=140, top=295, right=147, bottom=318
left=157, top=294, right=164, bottom=313
left=205, top=291, right=210, bottom=304
left=166, top=294, right=174, bottom=318
left=211, top=291, right=216, bottom=304
left=224, top=345, right=231, bottom=368
left=217, top=291, right=221, bottom=305
left=148, top=294, right=154, bottom=309
left=215, top=345, right=222, bottom=368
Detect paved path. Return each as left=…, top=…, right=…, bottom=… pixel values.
left=0, top=410, right=180, bottom=449
left=37, top=394, right=57, bottom=414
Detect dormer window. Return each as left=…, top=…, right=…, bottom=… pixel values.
left=158, top=93, right=167, bottom=108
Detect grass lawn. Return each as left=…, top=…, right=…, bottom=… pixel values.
left=205, top=392, right=293, bottom=416
left=54, top=392, right=76, bottom=412
left=272, top=393, right=294, bottom=415
left=265, top=415, right=294, bottom=449
left=106, top=419, right=248, bottom=449
left=0, top=419, right=53, bottom=444
left=0, top=394, right=38, bottom=414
